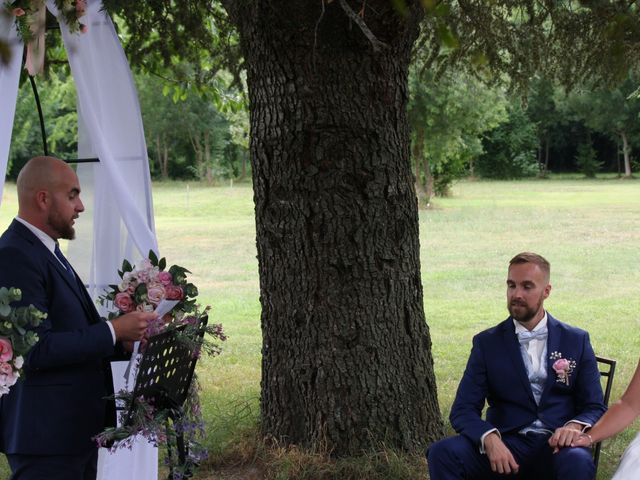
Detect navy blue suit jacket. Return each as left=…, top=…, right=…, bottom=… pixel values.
left=0, top=219, right=118, bottom=455
left=449, top=314, right=606, bottom=445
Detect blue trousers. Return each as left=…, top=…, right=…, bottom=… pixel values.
left=7, top=448, right=98, bottom=480
left=427, top=433, right=595, bottom=480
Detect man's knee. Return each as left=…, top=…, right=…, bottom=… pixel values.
left=554, top=447, right=595, bottom=479
left=427, top=435, right=477, bottom=475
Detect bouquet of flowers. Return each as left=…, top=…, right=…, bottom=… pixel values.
left=0, top=286, right=46, bottom=396
left=96, top=251, right=225, bottom=479
left=99, top=250, right=199, bottom=325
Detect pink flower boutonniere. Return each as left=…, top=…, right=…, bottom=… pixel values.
left=550, top=351, right=577, bottom=386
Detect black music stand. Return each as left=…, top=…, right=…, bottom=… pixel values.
left=127, top=314, right=208, bottom=479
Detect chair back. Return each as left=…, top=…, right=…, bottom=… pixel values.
left=593, top=355, right=617, bottom=471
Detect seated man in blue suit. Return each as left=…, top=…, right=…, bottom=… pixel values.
left=0, top=156, right=157, bottom=480
left=427, top=252, right=606, bottom=479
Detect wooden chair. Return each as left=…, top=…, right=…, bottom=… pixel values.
left=593, top=355, right=617, bottom=471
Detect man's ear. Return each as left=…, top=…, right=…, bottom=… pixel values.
left=543, top=283, right=552, bottom=299
left=35, top=190, right=49, bottom=210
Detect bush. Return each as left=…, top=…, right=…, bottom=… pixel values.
left=476, top=102, right=539, bottom=179
left=575, top=142, right=602, bottom=178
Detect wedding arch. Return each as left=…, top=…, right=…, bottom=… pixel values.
left=0, top=1, right=160, bottom=477
left=0, top=0, right=158, bottom=299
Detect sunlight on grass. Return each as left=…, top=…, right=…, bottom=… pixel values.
left=1, top=176, right=638, bottom=479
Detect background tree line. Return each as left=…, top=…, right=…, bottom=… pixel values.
left=9, top=63, right=639, bottom=195
left=7, top=66, right=250, bottom=183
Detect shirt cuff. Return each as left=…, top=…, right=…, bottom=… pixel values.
left=480, top=428, right=500, bottom=454
left=106, top=320, right=116, bottom=345
left=564, top=420, right=591, bottom=431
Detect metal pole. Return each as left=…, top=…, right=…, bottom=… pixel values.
left=28, top=74, right=49, bottom=156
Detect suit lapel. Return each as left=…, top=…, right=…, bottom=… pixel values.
left=501, top=319, right=536, bottom=404
left=46, top=254, right=99, bottom=322
left=9, top=220, right=100, bottom=323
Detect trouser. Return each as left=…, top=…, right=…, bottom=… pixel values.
left=427, top=432, right=595, bottom=480
left=7, top=447, right=98, bottom=480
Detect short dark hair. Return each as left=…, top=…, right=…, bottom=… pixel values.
left=509, top=252, right=550, bottom=280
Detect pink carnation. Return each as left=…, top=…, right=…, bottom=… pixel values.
left=0, top=338, right=13, bottom=363
left=165, top=285, right=184, bottom=301
left=114, top=292, right=135, bottom=313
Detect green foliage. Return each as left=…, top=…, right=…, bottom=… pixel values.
left=8, top=69, right=78, bottom=178
left=419, top=1, right=640, bottom=91
left=408, top=67, right=507, bottom=197
left=574, top=141, right=602, bottom=178
left=0, top=287, right=46, bottom=355
left=476, top=101, right=539, bottom=179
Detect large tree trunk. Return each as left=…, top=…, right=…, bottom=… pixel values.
left=223, top=0, right=442, bottom=455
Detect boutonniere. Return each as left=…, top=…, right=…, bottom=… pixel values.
left=550, top=351, right=576, bottom=386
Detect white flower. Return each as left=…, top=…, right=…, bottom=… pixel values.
left=13, top=356, right=23, bottom=369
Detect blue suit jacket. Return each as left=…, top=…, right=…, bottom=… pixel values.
left=0, top=219, right=119, bottom=455
left=449, top=314, right=606, bottom=445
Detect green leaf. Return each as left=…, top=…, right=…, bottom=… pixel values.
left=122, top=259, right=133, bottom=273
left=148, top=250, right=159, bottom=266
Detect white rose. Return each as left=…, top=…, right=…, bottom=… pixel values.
left=13, top=356, right=23, bottom=369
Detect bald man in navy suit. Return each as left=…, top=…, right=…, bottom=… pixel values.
left=0, top=157, right=156, bottom=480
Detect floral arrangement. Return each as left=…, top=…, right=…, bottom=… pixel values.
left=550, top=351, right=576, bottom=386
left=96, top=252, right=226, bottom=479
left=6, top=0, right=88, bottom=42
left=99, top=250, right=198, bottom=323
left=0, top=286, right=46, bottom=396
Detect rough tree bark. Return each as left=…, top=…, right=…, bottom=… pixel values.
left=223, top=0, right=443, bottom=454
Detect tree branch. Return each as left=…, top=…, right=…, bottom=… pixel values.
left=338, top=0, right=388, bottom=52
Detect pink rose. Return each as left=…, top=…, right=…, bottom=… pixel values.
left=147, top=285, right=166, bottom=305
left=553, top=358, right=570, bottom=374
left=165, top=285, right=184, bottom=301
left=0, top=338, right=13, bottom=363
left=0, top=362, right=12, bottom=375
left=13, top=8, right=26, bottom=17
left=158, top=271, right=173, bottom=286
left=114, top=293, right=135, bottom=313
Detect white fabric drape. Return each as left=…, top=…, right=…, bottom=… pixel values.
left=48, top=0, right=158, bottom=294
left=0, top=13, right=24, bottom=203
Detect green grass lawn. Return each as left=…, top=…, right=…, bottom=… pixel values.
left=0, top=176, right=638, bottom=479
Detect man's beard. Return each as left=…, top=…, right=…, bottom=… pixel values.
left=47, top=211, right=75, bottom=240
left=508, top=297, right=543, bottom=323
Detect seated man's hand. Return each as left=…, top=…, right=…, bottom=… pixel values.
left=548, top=422, right=584, bottom=452
left=484, top=432, right=519, bottom=475
left=110, top=311, right=156, bottom=342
